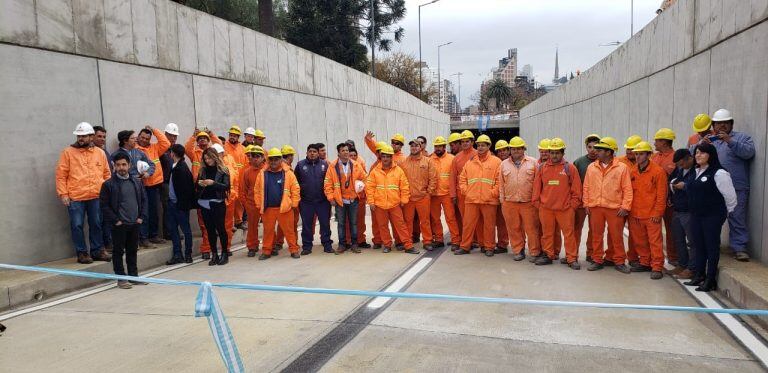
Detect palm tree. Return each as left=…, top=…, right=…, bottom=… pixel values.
left=484, top=78, right=513, bottom=112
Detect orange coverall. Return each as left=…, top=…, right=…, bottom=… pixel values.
left=240, top=163, right=263, bottom=251
left=401, top=154, right=437, bottom=246
left=224, top=141, right=247, bottom=225
left=651, top=149, right=676, bottom=263
left=430, top=152, right=460, bottom=245
left=451, top=147, right=478, bottom=241
left=629, top=161, right=668, bottom=271
left=254, top=167, right=301, bottom=255
left=614, top=155, right=636, bottom=262
left=136, top=128, right=171, bottom=188
left=458, top=152, right=501, bottom=252
left=366, top=164, right=412, bottom=249
left=583, top=158, right=633, bottom=265
left=532, top=160, right=582, bottom=264
left=498, top=155, right=541, bottom=256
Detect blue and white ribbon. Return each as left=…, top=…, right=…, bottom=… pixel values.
left=195, top=282, right=244, bottom=373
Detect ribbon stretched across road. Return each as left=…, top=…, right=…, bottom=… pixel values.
left=3, top=262, right=768, bottom=371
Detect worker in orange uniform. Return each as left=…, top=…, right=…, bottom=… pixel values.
left=455, top=135, right=502, bottom=256
left=617, top=135, right=642, bottom=265
left=689, top=113, right=714, bottom=146
left=493, top=140, right=511, bottom=253
left=362, top=134, right=389, bottom=248
left=324, top=142, right=367, bottom=254
left=618, top=135, right=641, bottom=167
left=499, top=136, right=541, bottom=261
left=365, top=145, right=418, bottom=254
left=627, top=141, right=668, bottom=280
left=212, top=144, right=239, bottom=254
left=240, top=145, right=265, bottom=257
left=430, top=136, right=460, bottom=250
left=448, top=132, right=462, bottom=156
left=651, top=128, right=677, bottom=265
left=450, top=130, right=478, bottom=251
left=274, top=144, right=299, bottom=253
left=255, top=148, right=301, bottom=260
left=402, top=139, right=437, bottom=250
left=185, top=129, right=222, bottom=259
left=532, top=138, right=583, bottom=269
left=224, top=125, right=248, bottom=230
left=583, top=137, right=633, bottom=273
left=252, top=129, right=266, bottom=148
left=535, top=138, right=561, bottom=260
left=136, top=125, right=171, bottom=246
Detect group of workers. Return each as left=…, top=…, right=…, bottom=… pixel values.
left=55, top=107, right=754, bottom=291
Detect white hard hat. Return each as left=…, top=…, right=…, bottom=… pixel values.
left=73, top=122, right=95, bottom=136
left=244, top=127, right=256, bottom=136
left=212, top=143, right=225, bottom=154
left=355, top=180, right=366, bottom=194
left=712, top=109, right=733, bottom=122
left=164, top=122, right=179, bottom=136
left=136, top=160, right=150, bottom=174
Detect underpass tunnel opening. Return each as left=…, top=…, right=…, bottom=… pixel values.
left=466, top=127, right=520, bottom=148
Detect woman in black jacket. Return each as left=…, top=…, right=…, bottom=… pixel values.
left=196, top=148, right=231, bottom=266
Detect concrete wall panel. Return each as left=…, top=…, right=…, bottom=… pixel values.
left=0, top=0, right=37, bottom=45
left=647, top=67, right=675, bottom=139
left=104, top=0, right=134, bottom=63
left=193, top=75, right=255, bottom=133
left=72, top=0, right=108, bottom=58
left=0, top=45, right=102, bottom=265
left=228, top=24, right=245, bottom=81
left=154, top=0, right=180, bottom=70
left=213, top=17, right=231, bottom=78
left=672, top=51, right=710, bottom=139
left=35, top=0, right=75, bottom=52
left=131, top=0, right=158, bottom=66
left=324, top=99, right=349, bottom=159
left=242, top=28, right=257, bottom=83
left=253, top=31, right=269, bottom=85
left=253, top=84, right=297, bottom=149
left=176, top=5, right=198, bottom=74
left=294, top=93, right=326, bottom=160
left=628, top=78, right=650, bottom=140
left=195, top=13, right=214, bottom=76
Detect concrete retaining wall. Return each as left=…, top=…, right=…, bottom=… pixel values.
left=0, top=0, right=449, bottom=265
left=520, top=0, right=768, bottom=261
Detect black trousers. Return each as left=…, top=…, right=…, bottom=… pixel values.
left=690, top=213, right=726, bottom=279
left=112, top=224, right=139, bottom=277
left=201, top=201, right=228, bottom=255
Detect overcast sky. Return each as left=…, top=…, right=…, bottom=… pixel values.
left=382, top=0, right=662, bottom=109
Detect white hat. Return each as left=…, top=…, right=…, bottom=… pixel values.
left=355, top=180, right=366, bottom=194
left=136, top=160, right=150, bottom=174
left=73, top=122, right=95, bottom=136
left=164, top=123, right=179, bottom=136
left=212, top=143, right=225, bottom=154
left=712, top=109, right=733, bottom=122
left=244, top=127, right=256, bottom=136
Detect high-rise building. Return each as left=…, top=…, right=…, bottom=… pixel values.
left=433, top=78, right=458, bottom=113
left=520, top=64, right=533, bottom=78
left=493, top=48, right=518, bottom=87
left=553, top=47, right=560, bottom=84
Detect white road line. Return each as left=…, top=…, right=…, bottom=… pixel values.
left=0, top=244, right=247, bottom=321
left=367, top=258, right=432, bottom=309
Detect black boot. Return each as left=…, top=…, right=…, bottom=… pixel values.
left=218, top=252, right=229, bottom=265
left=684, top=274, right=705, bottom=287
left=695, top=278, right=717, bottom=292
left=208, top=251, right=219, bottom=266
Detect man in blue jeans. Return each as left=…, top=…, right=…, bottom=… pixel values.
left=668, top=149, right=696, bottom=278
left=164, top=144, right=195, bottom=264
left=56, top=122, right=113, bottom=264
left=294, top=144, right=333, bottom=254
left=325, top=143, right=367, bottom=254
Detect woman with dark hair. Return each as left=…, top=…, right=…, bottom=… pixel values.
left=196, top=148, right=231, bottom=266
left=684, top=143, right=737, bottom=291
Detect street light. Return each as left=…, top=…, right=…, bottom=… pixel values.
left=437, top=41, right=452, bottom=112
left=418, top=0, right=441, bottom=98
left=451, top=72, right=462, bottom=113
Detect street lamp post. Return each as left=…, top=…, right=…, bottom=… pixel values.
left=451, top=72, right=462, bottom=113
left=418, top=0, right=440, bottom=98
left=437, top=41, right=452, bottom=112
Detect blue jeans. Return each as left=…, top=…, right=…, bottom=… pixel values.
left=335, top=200, right=359, bottom=247
left=140, top=184, right=160, bottom=240
left=691, top=213, right=727, bottom=279
left=67, top=199, right=104, bottom=255
left=727, top=190, right=749, bottom=252
left=166, top=200, right=193, bottom=258
left=671, top=211, right=694, bottom=269
left=299, top=200, right=333, bottom=251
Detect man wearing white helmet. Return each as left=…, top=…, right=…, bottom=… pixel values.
left=696, top=109, right=756, bottom=261
left=242, top=127, right=257, bottom=147
left=56, top=122, right=112, bottom=264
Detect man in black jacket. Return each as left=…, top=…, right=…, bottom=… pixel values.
left=100, top=152, right=148, bottom=289
left=165, top=144, right=196, bottom=264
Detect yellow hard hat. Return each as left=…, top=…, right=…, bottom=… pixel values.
left=433, top=136, right=448, bottom=146
left=476, top=134, right=492, bottom=144
left=495, top=140, right=510, bottom=150
left=594, top=137, right=619, bottom=151
left=391, top=133, right=405, bottom=144
left=584, top=133, right=601, bottom=143
left=549, top=138, right=566, bottom=150
left=228, top=125, right=242, bottom=135
left=375, top=141, right=387, bottom=151
left=281, top=145, right=296, bottom=156
left=624, top=135, right=643, bottom=149
left=633, top=141, right=653, bottom=153
left=267, top=147, right=282, bottom=158
left=254, top=129, right=266, bottom=138
left=508, top=136, right=526, bottom=148
left=244, top=145, right=264, bottom=155
left=538, top=138, right=551, bottom=150
left=654, top=128, right=676, bottom=141
left=460, top=130, right=475, bottom=140
left=380, top=145, right=395, bottom=155
left=196, top=131, right=210, bottom=139
left=692, top=113, right=712, bottom=133
left=447, top=132, right=462, bottom=143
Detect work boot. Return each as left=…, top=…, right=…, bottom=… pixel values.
left=323, top=247, right=335, bottom=253
left=675, top=269, right=694, bottom=279
left=247, top=250, right=257, bottom=257
left=373, top=243, right=382, bottom=250
left=149, top=237, right=165, bottom=244
left=165, top=256, right=184, bottom=265
left=650, top=271, right=663, bottom=280
left=350, top=246, right=361, bottom=254
left=559, top=257, right=568, bottom=264
left=184, top=256, right=193, bottom=264
left=301, top=249, right=312, bottom=256
left=404, top=248, right=420, bottom=254
left=735, top=251, right=750, bottom=262
left=535, top=256, right=553, bottom=265
left=217, top=253, right=229, bottom=265
left=471, top=243, right=480, bottom=250
left=201, top=252, right=211, bottom=260
left=335, top=245, right=347, bottom=255
left=587, top=262, right=604, bottom=271
left=92, top=249, right=112, bottom=262
left=358, top=242, right=372, bottom=249
left=395, top=243, right=405, bottom=251
left=291, top=252, right=300, bottom=259
left=104, top=243, right=113, bottom=254
left=569, top=261, right=581, bottom=270
left=382, top=247, right=392, bottom=253
left=258, top=253, right=271, bottom=260
left=586, top=256, right=594, bottom=264
left=695, top=278, right=717, bottom=292
left=432, top=242, right=445, bottom=248
left=493, top=246, right=508, bottom=254
left=528, top=253, right=543, bottom=263
left=139, top=239, right=151, bottom=248
left=484, top=250, right=494, bottom=257
left=77, top=252, right=93, bottom=264
left=425, top=244, right=434, bottom=252
left=129, top=280, right=148, bottom=286
left=684, top=275, right=705, bottom=287
left=454, top=248, right=469, bottom=255
left=450, top=244, right=460, bottom=253
left=614, top=264, right=631, bottom=274
left=512, top=253, right=526, bottom=261
left=117, top=280, right=132, bottom=289
left=630, top=264, right=651, bottom=273
left=603, top=260, right=616, bottom=267
left=208, top=253, right=219, bottom=266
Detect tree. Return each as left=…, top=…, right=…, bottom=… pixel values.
left=360, top=0, right=406, bottom=53
left=259, top=0, right=274, bottom=36
left=373, top=52, right=436, bottom=102
left=173, top=0, right=289, bottom=38
left=485, top=78, right=513, bottom=112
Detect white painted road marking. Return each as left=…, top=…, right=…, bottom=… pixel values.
left=367, top=258, right=433, bottom=309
